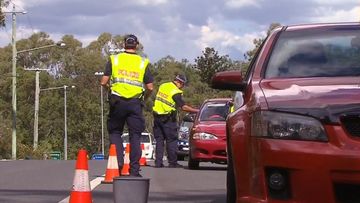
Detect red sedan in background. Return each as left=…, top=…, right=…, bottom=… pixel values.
left=188, top=98, right=232, bottom=169
left=212, top=22, right=360, bottom=203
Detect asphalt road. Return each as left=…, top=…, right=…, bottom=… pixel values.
left=0, top=159, right=227, bottom=203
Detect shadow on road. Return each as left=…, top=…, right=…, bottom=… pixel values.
left=0, top=189, right=70, bottom=202
left=183, top=165, right=227, bottom=171
left=149, top=190, right=226, bottom=203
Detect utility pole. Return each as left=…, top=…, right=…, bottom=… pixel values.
left=24, top=68, right=49, bottom=149
left=41, top=85, right=75, bottom=160
left=11, top=4, right=16, bottom=160
left=3, top=4, right=26, bottom=160
left=64, top=85, right=68, bottom=160
left=100, top=84, right=104, bottom=155
left=34, top=70, right=41, bottom=149
left=21, top=42, right=65, bottom=150
left=94, top=71, right=105, bottom=155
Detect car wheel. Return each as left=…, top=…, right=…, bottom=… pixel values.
left=188, top=152, right=199, bottom=170
left=227, top=142, right=236, bottom=203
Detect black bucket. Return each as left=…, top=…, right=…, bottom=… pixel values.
left=113, top=176, right=150, bottom=203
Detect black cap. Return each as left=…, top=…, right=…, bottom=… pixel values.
left=124, top=34, right=138, bottom=49
left=175, top=74, right=187, bottom=84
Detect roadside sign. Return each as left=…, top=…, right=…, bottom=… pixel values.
left=91, top=153, right=105, bottom=160
left=50, top=151, right=61, bottom=160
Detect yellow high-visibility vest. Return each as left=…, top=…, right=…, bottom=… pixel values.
left=153, top=82, right=183, bottom=115
left=110, top=52, right=149, bottom=98
left=230, top=105, right=235, bottom=113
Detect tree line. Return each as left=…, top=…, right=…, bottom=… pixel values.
left=0, top=14, right=279, bottom=159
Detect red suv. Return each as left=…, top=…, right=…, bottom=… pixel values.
left=188, top=98, right=232, bottom=169
left=212, top=23, right=360, bottom=203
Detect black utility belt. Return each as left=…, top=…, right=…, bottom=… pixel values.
left=153, top=113, right=170, bottom=117
left=154, top=112, right=177, bottom=122
left=111, top=94, right=140, bottom=101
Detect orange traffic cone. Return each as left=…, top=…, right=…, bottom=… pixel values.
left=121, top=144, right=130, bottom=175
left=102, top=144, right=120, bottom=184
left=139, top=143, right=148, bottom=166
left=69, top=149, right=92, bottom=203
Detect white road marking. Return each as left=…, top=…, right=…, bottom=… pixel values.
left=58, top=175, right=105, bottom=203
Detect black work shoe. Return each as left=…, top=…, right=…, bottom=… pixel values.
left=168, top=163, right=183, bottom=168
left=154, top=164, right=164, bottom=168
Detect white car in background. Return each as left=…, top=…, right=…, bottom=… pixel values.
left=121, top=132, right=155, bottom=159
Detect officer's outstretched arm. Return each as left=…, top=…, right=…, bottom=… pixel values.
left=181, top=104, right=199, bottom=114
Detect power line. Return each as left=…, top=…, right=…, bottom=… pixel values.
left=25, top=14, right=35, bottom=35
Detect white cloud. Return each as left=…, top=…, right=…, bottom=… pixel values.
left=312, top=6, right=360, bottom=22
left=225, top=0, right=262, bottom=8
left=1, top=0, right=24, bottom=12
left=134, top=0, right=168, bottom=6
left=1, top=0, right=360, bottom=61
left=0, top=26, right=39, bottom=47
left=0, top=28, right=12, bottom=47
left=72, top=34, right=97, bottom=47
left=17, top=25, right=40, bottom=39
left=313, top=0, right=359, bottom=5
left=192, top=19, right=263, bottom=57
left=2, top=0, right=52, bottom=11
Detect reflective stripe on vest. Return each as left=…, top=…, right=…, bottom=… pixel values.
left=112, top=78, right=144, bottom=88
left=152, top=82, right=183, bottom=115
left=110, top=52, right=149, bottom=98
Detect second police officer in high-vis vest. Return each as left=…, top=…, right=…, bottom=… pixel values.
left=152, top=75, right=199, bottom=168
left=101, top=34, right=154, bottom=177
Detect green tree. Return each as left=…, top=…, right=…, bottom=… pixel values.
left=0, top=0, right=10, bottom=27
left=194, top=47, right=233, bottom=85
left=245, top=23, right=282, bottom=62
left=0, top=28, right=267, bottom=159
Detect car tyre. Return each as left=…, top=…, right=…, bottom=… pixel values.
left=227, top=141, right=236, bottom=203
left=188, top=152, right=199, bottom=170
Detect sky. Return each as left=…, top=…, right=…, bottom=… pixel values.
left=1, top=0, right=359, bottom=62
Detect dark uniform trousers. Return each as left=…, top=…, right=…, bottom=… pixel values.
left=153, top=113, right=178, bottom=166
left=108, top=94, right=145, bottom=175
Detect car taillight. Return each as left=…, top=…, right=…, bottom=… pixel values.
left=251, top=111, right=328, bottom=142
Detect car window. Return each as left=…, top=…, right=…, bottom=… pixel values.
left=265, top=27, right=360, bottom=78
left=244, top=35, right=268, bottom=83
left=141, top=134, right=151, bottom=142
left=199, top=102, right=230, bottom=121
left=180, top=121, right=193, bottom=132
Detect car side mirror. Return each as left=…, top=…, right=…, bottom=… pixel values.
left=211, top=70, right=245, bottom=91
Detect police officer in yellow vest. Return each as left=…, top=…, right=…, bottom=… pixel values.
left=152, top=75, right=199, bottom=168
left=101, top=34, right=154, bottom=177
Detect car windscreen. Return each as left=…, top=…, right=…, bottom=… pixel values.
left=265, top=26, right=360, bottom=78
left=199, top=102, right=230, bottom=121
left=179, top=121, right=193, bottom=131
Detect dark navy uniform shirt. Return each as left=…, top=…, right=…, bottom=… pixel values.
left=173, top=93, right=185, bottom=109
